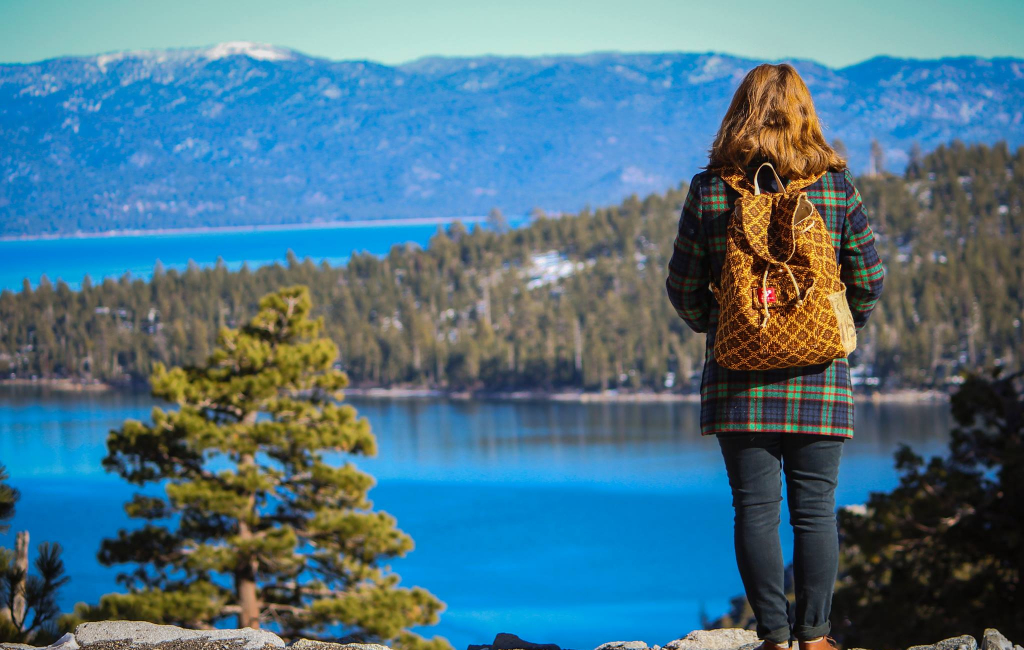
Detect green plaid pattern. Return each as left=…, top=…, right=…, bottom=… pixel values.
left=666, top=167, right=885, bottom=437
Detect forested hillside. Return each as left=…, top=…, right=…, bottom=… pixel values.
left=1, top=141, right=1021, bottom=392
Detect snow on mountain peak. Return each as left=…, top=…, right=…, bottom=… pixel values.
left=203, top=42, right=293, bottom=62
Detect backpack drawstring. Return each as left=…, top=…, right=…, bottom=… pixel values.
left=759, top=261, right=807, bottom=329
left=756, top=170, right=817, bottom=329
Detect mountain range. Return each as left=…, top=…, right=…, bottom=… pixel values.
left=2, top=42, right=1023, bottom=237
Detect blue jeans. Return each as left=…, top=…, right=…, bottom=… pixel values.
left=717, top=432, right=846, bottom=643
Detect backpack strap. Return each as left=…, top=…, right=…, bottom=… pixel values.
left=719, top=167, right=755, bottom=196
left=784, top=169, right=827, bottom=193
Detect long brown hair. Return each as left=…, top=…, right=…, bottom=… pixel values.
left=706, top=63, right=846, bottom=178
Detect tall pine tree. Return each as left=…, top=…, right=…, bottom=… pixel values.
left=89, top=285, right=450, bottom=650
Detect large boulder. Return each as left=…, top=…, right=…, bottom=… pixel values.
left=289, top=640, right=390, bottom=650
left=74, top=622, right=285, bottom=650
left=981, top=630, right=1014, bottom=650
left=594, top=643, right=648, bottom=650
left=908, top=636, right=979, bottom=650
left=663, top=630, right=759, bottom=650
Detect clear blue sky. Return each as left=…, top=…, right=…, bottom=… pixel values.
left=2, top=0, right=1022, bottom=67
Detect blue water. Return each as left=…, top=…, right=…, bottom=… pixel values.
left=0, top=385, right=952, bottom=649
left=0, top=217, right=528, bottom=292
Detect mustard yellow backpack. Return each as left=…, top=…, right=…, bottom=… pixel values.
left=709, top=161, right=857, bottom=370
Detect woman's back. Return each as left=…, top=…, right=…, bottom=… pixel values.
left=665, top=164, right=885, bottom=437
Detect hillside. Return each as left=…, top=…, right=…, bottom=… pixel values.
left=1, top=141, right=1020, bottom=392
left=2, top=43, right=1023, bottom=236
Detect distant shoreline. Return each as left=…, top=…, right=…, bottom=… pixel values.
left=0, top=215, right=492, bottom=243
left=0, top=377, right=950, bottom=403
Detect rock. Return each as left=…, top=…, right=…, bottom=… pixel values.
left=982, top=631, right=1013, bottom=650
left=664, top=629, right=759, bottom=650
left=491, top=634, right=560, bottom=650
left=908, top=636, right=978, bottom=650
left=74, top=622, right=285, bottom=650
left=0, top=633, right=77, bottom=650
left=466, top=646, right=491, bottom=650
left=594, top=642, right=647, bottom=650
left=289, top=641, right=390, bottom=650
left=47, top=634, right=81, bottom=650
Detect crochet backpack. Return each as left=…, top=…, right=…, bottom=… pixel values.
left=709, top=161, right=857, bottom=370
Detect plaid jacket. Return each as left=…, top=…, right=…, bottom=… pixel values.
left=665, top=166, right=885, bottom=438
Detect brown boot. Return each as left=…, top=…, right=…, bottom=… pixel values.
left=799, top=637, right=839, bottom=650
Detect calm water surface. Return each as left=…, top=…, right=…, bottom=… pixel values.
left=0, top=385, right=951, bottom=649
left=1, top=218, right=530, bottom=292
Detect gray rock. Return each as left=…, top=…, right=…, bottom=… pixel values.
left=289, top=641, right=390, bottom=650
left=74, top=622, right=285, bottom=650
left=466, top=646, right=491, bottom=650
left=0, top=633, right=78, bottom=650
left=908, top=636, right=978, bottom=650
left=594, top=642, right=647, bottom=650
left=492, top=634, right=559, bottom=650
left=664, top=629, right=759, bottom=650
left=982, top=631, right=1013, bottom=650
left=47, top=634, right=80, bottom=650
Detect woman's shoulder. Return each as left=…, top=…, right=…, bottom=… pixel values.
left=690, top=167, right=734, bottom=189
left=811, top=166, right=853, bottom=194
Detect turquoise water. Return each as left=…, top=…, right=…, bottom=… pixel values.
left=0, top=218, right=519, bottom=292
left=0, top=384, right=952, bottom=649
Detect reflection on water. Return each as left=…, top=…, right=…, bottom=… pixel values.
left=0, top=385, right=951, bottom=649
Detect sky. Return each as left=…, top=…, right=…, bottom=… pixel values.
left=1, top=0, right=1023, bottom=68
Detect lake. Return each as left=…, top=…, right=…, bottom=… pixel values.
left=0, top=384, right=953, bottom=650
left=0, top=217, right=530, bottom=293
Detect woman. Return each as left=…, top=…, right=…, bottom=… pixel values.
left=665, top=64, right=885, bottom=649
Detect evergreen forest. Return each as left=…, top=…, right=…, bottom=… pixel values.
left=2, top=141, right=1022, bottom=393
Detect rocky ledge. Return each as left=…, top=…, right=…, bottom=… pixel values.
left=1, top=622, right=1020, bottom=650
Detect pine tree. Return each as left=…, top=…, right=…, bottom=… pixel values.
left=869, top=139, right=886, bottom=177
left=831, top=367, right=1023, bottom=647
left=0, top=465, right=70, bottom=645
left=85, top=285, right=451, bottom=650
left=487, top=207, right=510, bottom=234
